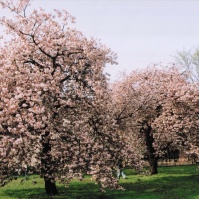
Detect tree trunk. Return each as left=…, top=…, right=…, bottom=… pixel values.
left=44, top=177, right=58, bottom=196
left=41, top=131, right=58, bottom=195
left=144, top=125, right=159, bottom=175
left=149, top=157, right=158, bottom=174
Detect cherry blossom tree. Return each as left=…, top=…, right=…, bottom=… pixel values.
left=0, top=0, right=142, bottom=195
left=110, top=66, right=199, bottom=174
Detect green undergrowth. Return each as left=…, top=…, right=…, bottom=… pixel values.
left=0, top=165, right=199, bottom=199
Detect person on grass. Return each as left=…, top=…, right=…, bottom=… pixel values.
left=117, top=159, right=127, bottom=179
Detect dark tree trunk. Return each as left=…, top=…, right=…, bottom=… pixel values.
left=144, top=125, right=159, bottom=175
left=41, top=132, right=58, bottom=195
left=149, top=156, right=158, bottom=174
left=44, top=177, right=58, bottom=196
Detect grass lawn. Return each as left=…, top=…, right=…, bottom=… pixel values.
left=0, top=165, right=199, bottom=199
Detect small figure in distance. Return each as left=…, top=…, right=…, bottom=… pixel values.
left=117, top=159, right=127, bottom=179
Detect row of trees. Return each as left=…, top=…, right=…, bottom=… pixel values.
left=110, top=66, right=199, bottom=174
left=0, top=0, right=199, bottom=196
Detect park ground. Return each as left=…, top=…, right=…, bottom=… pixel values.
left=0, top=165, right=199, bottom=199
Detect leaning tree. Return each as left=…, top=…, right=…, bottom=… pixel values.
left=0, top=0, right=141, bottom=195
left=110, top=65, right=199, bottom=174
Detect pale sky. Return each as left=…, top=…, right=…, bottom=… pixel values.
left=1, top=0, right=199, bottom=81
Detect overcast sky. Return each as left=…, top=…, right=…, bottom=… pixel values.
left=1, top=0, right=199, bottom=81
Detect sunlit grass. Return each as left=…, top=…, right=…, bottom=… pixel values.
left=0, top=165, right=199, bottom=198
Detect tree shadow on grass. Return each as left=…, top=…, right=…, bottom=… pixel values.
left=2, top=187, right=47, bottom=199
left=66, top=174, right=199, bottom=199
left=121, top=173, right=199, bottom=199
left=2, top=170, right=199, bottom=199
left=2, top=183, right=128, bottom=199
left=57, top=182, right=131, bottom=199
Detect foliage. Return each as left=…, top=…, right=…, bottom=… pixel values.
left=0, top=0, right=140, bottom=194
left=110, top=65, right=199, bottom=174
left=175, top=48, right=199, bottom=82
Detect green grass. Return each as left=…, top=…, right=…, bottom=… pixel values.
left=0, top=165, right=199, bottom=199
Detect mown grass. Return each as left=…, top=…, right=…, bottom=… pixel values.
left=0, top=165, right=199, bottom=199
